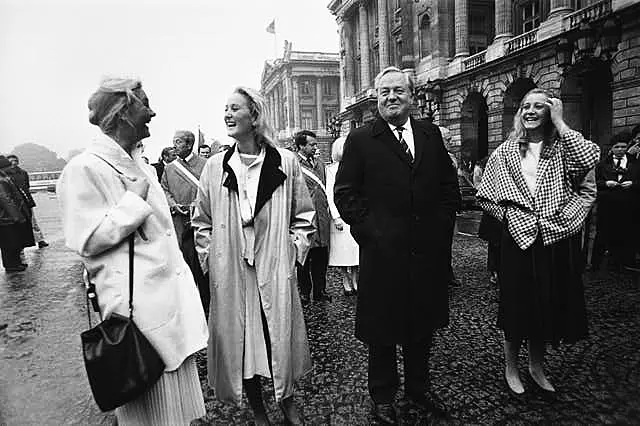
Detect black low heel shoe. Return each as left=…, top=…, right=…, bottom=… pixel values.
left=279, top=399, right=304, bottom=426
left=528, top=373, right=556, bottom=400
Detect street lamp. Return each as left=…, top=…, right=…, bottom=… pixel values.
left=415, top=82, right=441, bottom=122
left=326, top=115, right=342, bottom=138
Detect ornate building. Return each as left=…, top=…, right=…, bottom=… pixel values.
left=260, top=42, right=341, bottom=160
left=328, top=0, right=640, bottom=165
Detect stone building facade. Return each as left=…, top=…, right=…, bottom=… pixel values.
left=260, top=42, right=341, bottom=160
left=328, top=0, right=640, bottom=168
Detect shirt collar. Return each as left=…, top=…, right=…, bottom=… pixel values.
left=183, top=152, right=194, bottom=163
left=387, top=118, right=412, bottom=138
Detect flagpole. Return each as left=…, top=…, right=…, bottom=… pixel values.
left=273, top=18, right=278, bottom=59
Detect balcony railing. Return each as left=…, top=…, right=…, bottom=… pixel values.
left=505, top=28, right=539, bottom=54
left=564, top=0, right=612, bottom=30
left=463, top=50, right=487, bottom=71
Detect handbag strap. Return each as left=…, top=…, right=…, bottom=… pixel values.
left=128, top=233, right=134, bottom=319
left=85, top=233, right=136, bottom=326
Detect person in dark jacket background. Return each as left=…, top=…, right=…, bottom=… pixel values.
left=6, top=154, right=48, bottom=249
left=592, top=131, right=640, bottom=270
left=334, top=67, right=460, bottom=424
left=0, top=155, right=35, bottom=272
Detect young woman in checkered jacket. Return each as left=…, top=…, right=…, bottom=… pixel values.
left=477, top=88, right=600, bottom=397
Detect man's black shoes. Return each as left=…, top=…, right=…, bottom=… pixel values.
left=313, top=293, right=332, bottom=303
left=406, top=391, right=449, bottom=419
left=373, top=403, right=398, bottom=425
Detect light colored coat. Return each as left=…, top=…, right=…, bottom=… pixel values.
left=192, top=144, right=315, bottom=404
left=57, top=134, right=208, bottom=371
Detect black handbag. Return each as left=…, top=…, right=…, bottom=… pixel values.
left=81, top=234, right=165, bottom=412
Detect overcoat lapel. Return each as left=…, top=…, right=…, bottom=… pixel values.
left=255, top=145, right=286, bottom=216
left=220, top=143, right=286, bottom=218
left=221, top=145, right=238, bottom=192
left=372, top=117, right=412, bottom=167
left=534, top=139, right=559, bottom=197
left=410, top=117, right=425, bottom=171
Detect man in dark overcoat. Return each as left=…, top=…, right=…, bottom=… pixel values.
left=295, top=130, right=332, bottom=304
left=334, top=66, right=460, bottom=423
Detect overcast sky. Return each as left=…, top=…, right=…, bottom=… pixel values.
left=0, top=0, right=339, bottom=161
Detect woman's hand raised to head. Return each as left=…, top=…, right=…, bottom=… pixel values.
left=120, top=174, right=150, bottom=200
left=547, top=97, right=570, bottom=135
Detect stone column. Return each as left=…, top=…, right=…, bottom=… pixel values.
left=455, top=0, right=469, bottom=58
left=548, top=0, right=573, bottom=19
left=358, top=0, right=371, bottom=89
left=270, top=93, right=277, bottom=130
left=494, top=0, right=513, bottom=42
left=285, top=78, right=293, bottom=131
left=292, top=77, right=301, bottom=129
left=316, top=77, right=324, bottom=130
left=377, top=0, right=389, bottom=69
left=274, top=86, right=280, bottom=131
left=344, top=18, right=355, bottom=97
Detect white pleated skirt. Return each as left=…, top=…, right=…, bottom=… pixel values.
left=115, top=355, right=205, bottom=426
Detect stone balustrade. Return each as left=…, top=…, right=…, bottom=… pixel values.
left=564, top=0, right=612, bottom=30
left=463, top=50, right=487, bottom=71
left=505, top=29, right=539, bottom=54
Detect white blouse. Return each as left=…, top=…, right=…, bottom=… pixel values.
left=521, top=141, right=543, bottom=195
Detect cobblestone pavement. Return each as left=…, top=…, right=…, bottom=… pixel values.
left=1, top=201, right=638, bottom=425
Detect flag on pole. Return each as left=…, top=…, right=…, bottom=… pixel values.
left=266, top=19, right=275, bottom=34
left=198, top=127, right=205, bottom=148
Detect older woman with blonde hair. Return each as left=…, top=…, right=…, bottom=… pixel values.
left=192, top=86, right=315, bottom=425
left=478, top=88, right=599, bottom=397
left=326, top=136, right=359, bottom=295
left=58, top=77, right=209, bottom=425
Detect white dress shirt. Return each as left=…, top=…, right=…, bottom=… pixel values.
left=387, top=118, right=415, bottom=158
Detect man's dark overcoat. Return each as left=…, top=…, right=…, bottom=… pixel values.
left=334, top=117, right=460, bottom=345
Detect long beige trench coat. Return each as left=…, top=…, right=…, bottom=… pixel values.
left=192, top=143, right=315, bottom=404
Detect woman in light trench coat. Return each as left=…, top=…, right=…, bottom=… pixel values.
left=192, top=86, right=315, bottom=425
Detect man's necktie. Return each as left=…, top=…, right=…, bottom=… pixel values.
left=396, top=126, right=414, bottom=163
left=615, top=158, right=621, bottom=168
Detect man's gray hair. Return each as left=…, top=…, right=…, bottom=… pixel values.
left=374, top=66, right=414, bottom=93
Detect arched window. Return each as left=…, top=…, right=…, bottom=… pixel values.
left=420, top=14, right=432, bottom=58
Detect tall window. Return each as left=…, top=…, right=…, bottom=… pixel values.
left=301, top=109, right=315, bottom=130
left=420, top=14, right=432, bottom=58
left=323, top=79, right=333, bottom=96
left=521, top=0, right=541, bottom=33
left=301, top=80, right=311, bottom=95
left=395, top=38, right=403, bottom=67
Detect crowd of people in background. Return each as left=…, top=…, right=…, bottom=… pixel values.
left=0, top=67, right=637, bottom=425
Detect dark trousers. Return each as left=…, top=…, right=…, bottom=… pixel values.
left=297, top=246, right=328, bottom=298
left=181, top=227, right=210, bottom=315
left=1, top=247, right=22, bottom=269
left=368, top=333, right=433, bottom=404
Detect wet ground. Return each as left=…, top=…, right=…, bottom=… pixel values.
left=1, top=199, right=638, bottom=425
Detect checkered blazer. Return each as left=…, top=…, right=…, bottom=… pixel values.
left=477, top=130, right=600, bottom=250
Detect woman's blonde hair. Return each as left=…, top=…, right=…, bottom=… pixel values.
left=331, top=136, right=347, bottom=162
left=506, top=88, right=558, bottom=155
left=233, top=86, right=276, bottom=147
left=88, top=77, right=143, bottom=135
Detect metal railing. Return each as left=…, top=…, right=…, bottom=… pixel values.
left=462, top=50, right=487, bottom=71
left=505, top=28, right=539, bottom=54
left=564, top=0, right=612, bottom=30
